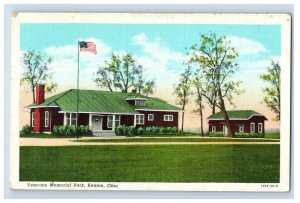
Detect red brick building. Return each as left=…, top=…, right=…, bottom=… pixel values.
left=27, top=84, right=181, bottom=135
left=207, top=110, right=267, bottom=135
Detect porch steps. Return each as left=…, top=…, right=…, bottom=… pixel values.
left=92, top=131, right=116, bottom=136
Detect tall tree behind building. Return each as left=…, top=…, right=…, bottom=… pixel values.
left=21, top=50, right=57, bottom=103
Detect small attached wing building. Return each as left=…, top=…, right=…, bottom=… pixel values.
left=207, top=110, right=267, bottom=134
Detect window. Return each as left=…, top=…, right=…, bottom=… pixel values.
left=250, top=122, right=255, bottom=133
left=212, top=126, right=216, bottom=132
left=45, top=111, right=49, bottom=127
left=258, top=123, right=263, bottom=133
left=65, top=113, right=77, bottom=126
left=31, top=112, right=35, bottom=127
left=115, top=115, right=121, bottom=127
left=107, top=116, right=113, bottom=128
left=239, top=125, right=244, bottom=133
left=148, top=114, right=154, bottom=121
left=136, top=114, right=144, bottom=125
left=107, top=115, right=121, bottom=128
left=135, top=100, right=146, bottom=106
left=164, top=115, right=173, bottom=121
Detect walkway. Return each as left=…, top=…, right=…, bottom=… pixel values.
left=19, top=137, right=280, bottom=146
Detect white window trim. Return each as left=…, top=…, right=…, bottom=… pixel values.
left=258, top=123, right=263, bottom=133
left=148, top=114, right=154, bottom=121
left=212, top=126, right=216, bottom=132
left=250, top=122, right=255, bottom=133
left=135, top=100, right=146, bottom=106
left=31, top=112, right=35, bottom=127
left=136, top=114, right=145, bottom=125
left=65, top=113, right=78, bottom=126
left=164, top=115, right=173, bottom=122
left=239, top=125, right=244, bottom=133
left=115, top=115, right=121, bottom=127
left=45, top=111, right=49, bottom=127
left=107, top=115, right=113, bottom=128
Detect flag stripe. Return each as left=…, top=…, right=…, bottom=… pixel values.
left=79, top=41, right=97, bottom=54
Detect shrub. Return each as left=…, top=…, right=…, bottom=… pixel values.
left=208, top=131, right=225, bottom=137
left=21, top=124, right=31, bottom=135
left=127, top=126, right=137, bottom=136
left=170, top=127, right=178, bottom=134
left=235, top=132, right=264, bottom=138
left=137, top=127, right=144, bottom=135
left=52, top=125, right=92, bottom=136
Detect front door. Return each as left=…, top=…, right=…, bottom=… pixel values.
left=92, top=115, right=102, bottom=131
left=223, top=124, right=228, bottom=136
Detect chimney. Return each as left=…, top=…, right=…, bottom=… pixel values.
left=132, top=89, right=137, bottom=93
left=35, top=84, right=45, bottom=105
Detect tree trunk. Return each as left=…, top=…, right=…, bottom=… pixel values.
left=212, top=100, right=216, bottom=114
left=181, top=111, right=184, bottom=132
left=218, top=88, right=234, bottom=137
left=199, top=103, right=204, bottom=136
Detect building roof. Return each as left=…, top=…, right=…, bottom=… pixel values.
left=207, top=110, right=267, bottom=120
left=26, top=89, right=181, bottom=113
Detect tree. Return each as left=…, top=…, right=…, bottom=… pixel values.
left=188, top=33, right=243, bottom=137
left=94, top=52, right=155, bottom=95
left=134, top=65, right=156, bottom=96
left=21, top=50, right=57, bottom=103
left=173, top=66, right=193, bottom=132
left=259, top=60, right=281, bottom=120
left=191, top=69, right=205, bottom=136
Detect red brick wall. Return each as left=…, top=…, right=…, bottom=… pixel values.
left=208, top=116, right=266, bottom=133
left=136, top=111, right=178, bottom=128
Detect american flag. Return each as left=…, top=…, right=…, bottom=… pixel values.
left=79, top=41, right=97, bottom=54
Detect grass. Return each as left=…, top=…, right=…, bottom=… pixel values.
left=20, top=132, right=91, bottom=138
left=264, top=134, right=280, bottom=139
left=75, top=137, right=279, bottom=143
left=20, top=144, right=280, bottom=183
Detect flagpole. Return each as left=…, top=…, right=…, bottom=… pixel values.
left=76, top=40, right=80, bottom=140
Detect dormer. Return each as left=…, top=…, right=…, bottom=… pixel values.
left=125, top=96, right=148, bottom=107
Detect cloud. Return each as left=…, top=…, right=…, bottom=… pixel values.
left=44, top=38, right=112, bottom=86
left=228, top=35, right=268, bottom=56
left=132, top=33, right=187, bottom=70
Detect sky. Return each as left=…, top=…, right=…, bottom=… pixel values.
left=19, top=23, right=281, bottom=131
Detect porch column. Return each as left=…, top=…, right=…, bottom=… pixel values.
left=133, top=114, right=136, bottom=126
left=63, top=112, right=66, bottom=126
left=89, top=113, right=92, bottom=128
left=112, top=115, right=116, bottom=132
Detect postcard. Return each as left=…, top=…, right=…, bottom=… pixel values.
left=10, top=12, right=291, bottom=191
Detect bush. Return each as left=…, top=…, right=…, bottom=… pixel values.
left=115, top=125, right=179, bottom=136
left=208, top=131, right=225, bottom=137
left=52, top=125, right=92, bottom=136
left=21, top=124, right=31, bottom=135
left=127, top=126, right=137, bottom=136
left=235, top=132, right=264, bottom=138
left=137, top=127, right=144, bottom=135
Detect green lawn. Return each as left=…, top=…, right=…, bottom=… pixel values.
left=20, top=144, right=280, bottom=183
left=264, top=134, right=280, bottom=139
left=75, top=137, right=279, bottom=143
left=20, top=133, right=91, bottom=138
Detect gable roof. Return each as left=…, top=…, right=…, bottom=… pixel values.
left=26, top=89, right=181, bottom=113
left=207, top=110, right=267, bottom=120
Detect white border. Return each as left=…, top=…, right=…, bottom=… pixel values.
left=10, top=12, right=291, bottom=192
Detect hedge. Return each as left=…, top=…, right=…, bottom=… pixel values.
left=52, top=125, right=92, bottom=136
left=115, top=125, right=178, bottom=136
left=208, top=131, right=225, bottom=137
left=235, top=132, right=264, bottom=138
